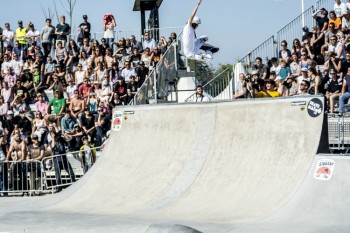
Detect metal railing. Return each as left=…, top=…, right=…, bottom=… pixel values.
left=0, top=147, right=101, bottom=196
left=235, top=0, right=334, bottom=73
left=184, top=68, right=231, bottom=102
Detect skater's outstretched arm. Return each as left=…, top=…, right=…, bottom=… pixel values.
left=188, top=0, right=202, bottom=26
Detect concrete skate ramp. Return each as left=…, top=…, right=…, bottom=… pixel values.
left=2, top=96, right=348, bottom=232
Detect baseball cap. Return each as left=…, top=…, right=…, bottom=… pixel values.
left=32, top=135, right=39, bottom=140
left=83, top=15, right=88, bottom=19
left=18, top=20, right=23, bottom=24
left=7, top=110, right=14, bottom=115
left=301, top=67, right=308, bottom=72
left=270, top=71, right=276, bottom=75
left=302, top=26, right=309, bottom=32
left=330, top=69, right=336, bottom=74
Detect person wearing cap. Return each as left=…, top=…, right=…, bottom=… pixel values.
left=14, top=20, right=28, bottom=48
left=26, top=22, right=40, bottom=47
left=79, top=136, right=96, bottom=174
left=326, top=69, right=342, bottom=112
left=135, top=60, right=149, bottom=86
left=40, top=18, right=55, bottom=59
left=182, top=0, right=212, bottom=60
left=302, top=26, right=313, bottom=42
left=312, top=8, right=329, bottom=33
left=77, top=15, right=91, bottom=45
left=55, top=15, right=71, bottom=47
left=297, top=67, right=310, bottom=85
left=1, top=23, right=14, bottom=48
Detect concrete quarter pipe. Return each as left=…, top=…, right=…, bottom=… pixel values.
left=0, top=96, right=350, bottom=233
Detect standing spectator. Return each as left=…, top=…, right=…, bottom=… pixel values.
left=168, top=32, right=177, bottom=46
left=2, top=23, right=14, bottom=48
left=55, top=15, right=71, bottom=47
left=142, top=31, right=156, bottom=52
left=15, top=20, right=28, bottom=49
left=50, top=131, right=75, bottom=192
left=40, top=18, right=55, bottom=59
left=27, top=134, right=45, bottom=191
left=26, top=23, right=40, bottom=47
left=12, top=40, right=26, bottom=62
left=79, top=136, right=96, bottom=174
left=77, top=15, right=91, bottom=46
left=103, top=13, right=116, bottom=46
left=326, top=69, right=342, bottom=113
left=334, top=0, right=347, bottom=18
left=312, top=8, right=329, bottom=33
left=95, top=106, right=110, bottom=147
left=339, top=67, right=350, bottom=114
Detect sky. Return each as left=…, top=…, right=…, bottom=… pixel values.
left=0, top=0, right=315, bottom=67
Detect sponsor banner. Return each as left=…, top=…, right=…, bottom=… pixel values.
left=124, top=110, right=135, bottom=115
left=291, top=101, right=306, bottom=106
left=112, top=111, right=123, bottom=131
left=314, top=159, right=335, bottom=181
left=307, top=98, right=323, bottom=117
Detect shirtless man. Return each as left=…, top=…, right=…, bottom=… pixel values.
left=104, top=48, right=116, bottom=71
left=4, top=131, right=28, bottom=192
left=92, top=47, right=104, bottom=69
left=69, top=90, right=85, bottom=124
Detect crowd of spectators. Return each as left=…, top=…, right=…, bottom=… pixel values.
left=233, top=1, right=350, bottom=114
left=0, top=13, right=178, bottom=169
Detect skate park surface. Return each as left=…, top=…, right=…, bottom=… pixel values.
left=0, top=96, right=349, bottom=233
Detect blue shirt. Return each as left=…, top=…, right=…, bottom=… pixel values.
left=61, top=116, right=78, bottom=132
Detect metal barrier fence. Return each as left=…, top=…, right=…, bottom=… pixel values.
left=0, top=147, right=101, bottom=196
left=236, top=0, right=335, bottom=74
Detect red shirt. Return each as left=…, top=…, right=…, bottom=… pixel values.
left=78, top=84, right=94, bottom=99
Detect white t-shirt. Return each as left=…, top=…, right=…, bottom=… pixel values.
left=334, top=2, right=347, bottom=17
left=104, top=23, right=115, bottom=39
left=11, top=60, right=23, bottom=75
left=121, top=68, right=136, bottom=82
left=66, top=85, right=77, bottom=98
left=26, top=29, right=41, bottom=46
left=182, top=23, right=196, bottom=57
left=142, top=39, right=156, bottom=51
left=2, top=29, right=14, bottom=47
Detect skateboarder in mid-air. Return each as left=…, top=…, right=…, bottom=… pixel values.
left=182, top=0, right=214, bottom=60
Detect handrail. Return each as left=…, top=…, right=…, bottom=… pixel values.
left=184, top=68, right=230, bottom=102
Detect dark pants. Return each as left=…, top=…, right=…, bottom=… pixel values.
left=10, top=162, right=28, bottom=191
left=95, top=126, right=107, bottom=147
left=53, top=157, right=76, bottom=190
left=42, top=42, right=52, bottom=59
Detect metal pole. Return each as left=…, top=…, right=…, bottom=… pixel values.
left=154, top=68, right=157, bottom=104
left=227, top=71, right=231, bottom=100
left=301, top=0, right=305, bottom=27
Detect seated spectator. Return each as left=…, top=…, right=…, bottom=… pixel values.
left=4, top=66, right=18, bottom=88
left=11, top=53, right=23, bottom=76
left=69, top=90, right=85, bottom=125
left=334, top=0, right=347, bottom=18
left=13, top=78, right=30, bottom=104
left=269, top=58, right=280, bottom=76
left=279, top=40, right=292, bottom=64
left=308, top=67, right=322, bottom=95
left=109, top=63, right=120, bottom=85
left=339, top=66, right=350, bottom=114
left=142, top=31, right=156, bottom=51
left=79, top=136, right=96, bottom=174
left=1, top=81, right=13, bottom=107
left=194, top=85, right=210, bottom=102
left=104, top=48, right=116, bottom=71
left=3, top=110, right=15, bottom=141
left=254, top=57, right=269, bottom=80
left=282, top=76, right=298, bottom=96
left=74, top=64, right=85, bottom=86
left=17, top=110, right=32, bottom=136
left=109, top=93, right=123, bottom=108
left=79, top=51, right=89, bottom=71
left=289, top=53, right=301, bottom=77
left=113, top=77, right=127, bottom=104
left=311, top=26, right=325, bottom=64
left=121, top=61, right=136, bottom=83
left=150, top=46, right=162, bottom=68
left=278, top=60, right=291, bottom=81
left=324, top=51, right=342, bottom=76
left=99, top=80, right=111, bottom=106
left=91, top=46, right=104, bottom=69
left=257, top=79, right=280, bottom=98
left=94, top=61, right=107, bottom=82
left=312, top=8, right=329, bottom=33
left=302, top=26, right=313, bottom=42
left=47, top=90, right=66, bottom=127
left=329, top=10, right=342, bottom=30
left=85, top=65, right=95, bottom=82
left=48, top=75, right=65, bottom=94
left=135, top=61, right=149, bottom=87
left=297, top=67, right=310, bottom=85
left=10, top=95, right=27, bottom=121
left=322, top=23, right=339, bottom=56
left=233, top=73, right=247, bottom=99
left=326, top=69, right=342, bottom=112
left=297, top=80, right=311, bottom=95
left=130, top=48, right=142, bottom=67
left=66, top=39, right=80, bottom=71
left=141, top=47, right=152, bottom=67
left=0, top=95, right=9, bottom=121
left=54, top=41, right=68, bottom=70
left=302, top=38, right=315, bottom=60
left=129, top=35, right=143, bottom=52
left=32, top=111, right=47, bottom=142
left=292, top=38, right=302, bottom=58
left=82, top=108, right=97, bottom=142
left=342, top=13, right=350, bottom=35
left=78, top=78, right=94, bottom=100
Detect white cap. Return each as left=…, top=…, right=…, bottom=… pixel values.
left=192, top=16, right=201, bottom=25
left=7, top=110, right=13, bottom=115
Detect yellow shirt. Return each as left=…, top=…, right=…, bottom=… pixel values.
left=15, top=27, right=28, bottom=45
left=257, top=90, right=281, bottom=98
left=329, top=18, right=342, bottom=30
